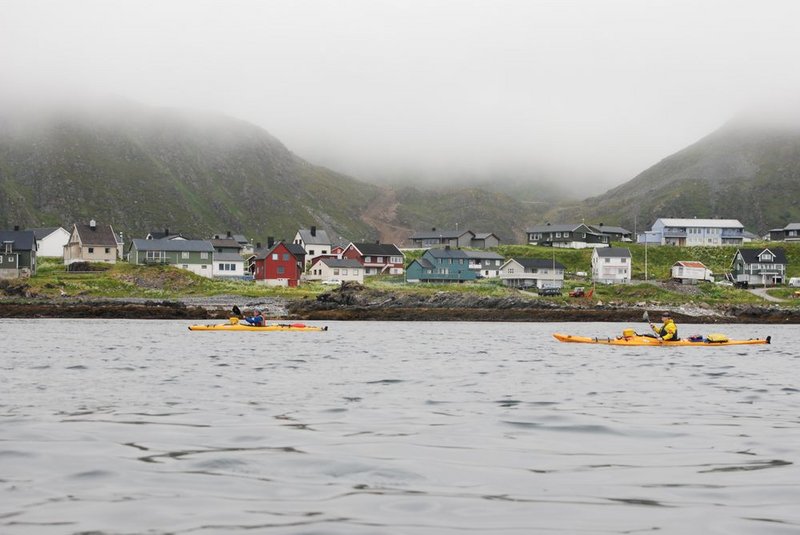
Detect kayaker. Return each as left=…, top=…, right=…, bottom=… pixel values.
left=651, top=312, right=678, bottom=341
left=244, top=309, right=264, bottom=326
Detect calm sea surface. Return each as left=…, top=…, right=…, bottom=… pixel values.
left=1, top=319, right=799, bottom=535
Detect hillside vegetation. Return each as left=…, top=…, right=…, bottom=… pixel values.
left=547, top=116, right=800, bottom=233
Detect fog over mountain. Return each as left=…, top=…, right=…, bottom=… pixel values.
left=3, top=0, right=800, bottom=196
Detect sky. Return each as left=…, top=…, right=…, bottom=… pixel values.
left=2, top=0, right=800, bottom=193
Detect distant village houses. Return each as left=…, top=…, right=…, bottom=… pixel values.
left=730, top=247, right=787, bottom=286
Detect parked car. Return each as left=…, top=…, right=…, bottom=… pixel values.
left=538, top=286, right=562, bottom=296
left=569, top=287, right=585, bottom=297
left=321, top=279, right=342, bottom=285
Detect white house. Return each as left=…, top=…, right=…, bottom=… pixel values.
left=592, top=247, right=632, bottom=284
left=213, top=252, right=246, bottom=278
left=306, top=257, right=364, bottom=284
left=642, top=218, right=745, bottom=246
left=671, top=261, right=713, bottom=284
left=499, top=257, right=566, bottom=289
left=29, top=227, right=70, bottom=258
left=293, top=226, right=331, bottom=262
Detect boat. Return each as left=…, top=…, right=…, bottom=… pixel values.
left=553, top=333, right=771, bottom=346
left=189, top=321, right=327, bottom=332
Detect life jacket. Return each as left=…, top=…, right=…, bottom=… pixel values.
left=657, top=319, right=678, bottom=341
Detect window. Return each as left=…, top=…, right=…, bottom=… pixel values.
left=283, top=253, right=289, bottom=261
left=88, top=247, right=94, bottom=253
left=621, top=258, right=627, bottom=263
left=333, top=268, right=340, bottom=275
left=201, top=265, right=207, bottom=269
left=342, top=269, right=348, bottom=275
left=272, top=253, right=278, bottom=260
left=182, top=251, right=189, bottom=259
left=200, top=252, right=209, bottom=259
left=182, top=264, right=188, bottom=269
left=605, top=258, right=610, bottom=263
left=309, top=250, right=315, bottom=256
left=219, top=263, right=225, bottom=271
left=105, top=248, right=111, bottom=254
left=277, top=266, right=285, bottom=274
left=365, top=256, right=372, bottom=262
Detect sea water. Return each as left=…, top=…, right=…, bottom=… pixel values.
left=1, top=319, right=798, bottom=534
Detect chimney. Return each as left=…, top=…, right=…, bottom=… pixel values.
left=227, top=230, right=231, bottom=238
left=311, top=226, right=316, bottom=237
left=256, top=242, right=262, bottom=249
left=90, top=219, right=97, bottom=230
left=267, top=237, right=274, bottom=248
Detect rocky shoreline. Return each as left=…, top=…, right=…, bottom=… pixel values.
left=1, top=282, right=799, bottom=323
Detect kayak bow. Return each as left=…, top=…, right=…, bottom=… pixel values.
left=553, top=333, right=771, bottom=346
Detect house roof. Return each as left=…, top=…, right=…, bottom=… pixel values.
left=411, top=257, right=436, bottom=269
left=74, top=224, right=118, bottom=247
left=736, top=247, right=787, bottom=264
left=590, top=225, right=631, bottom=235
left=594, top=247, right=632, bottom=258
left=410, top=229, right=475, bottom=240
left=425, top=248, right=471, bottom=259
left=673, top=261, right=708, bottom=269
left=472, top=232, right=500, bottom=241
left=214, top=252, right=245, bottom=262
left=212, top=232, right=248, bottom=244
left=28, top=227, right=65, bottom=240
left=508, top=257, right=566, bottom=270
left=318, top=258, right=363, bottom=269
left=656, top=218, right=743, bottom=228
left=526, top=223, right=604, bottom=236
left=254, top=241, right=306, bottom=260
left=130, top=238, right=214, bottom=252
left=348, top=242, right=403, bottom=256
left=463, top=250, right=505, bottom=260
left=784, top=223, right=800, bottom=231
left=0, top=230, right=36, bottom=251
left=210, top=238, right=241, bottom=249
left=297, top=228, right=331, bottom=245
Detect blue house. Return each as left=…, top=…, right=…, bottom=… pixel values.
left=406, top=247, right=478, bottom=283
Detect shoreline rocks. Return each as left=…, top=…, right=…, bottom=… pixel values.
left=2, top=283, right=799, bottom=323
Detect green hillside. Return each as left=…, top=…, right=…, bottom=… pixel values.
left=547, top=117, right=800, bottom=234
left=0, top=99, right=381, bottom=242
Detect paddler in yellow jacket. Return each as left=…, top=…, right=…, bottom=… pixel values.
left=651, top=312, right=678, bottom=341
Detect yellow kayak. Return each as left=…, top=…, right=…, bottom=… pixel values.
left=189, top=322, right=327, bottom=332
left=553, top=333, right=771, bottom=346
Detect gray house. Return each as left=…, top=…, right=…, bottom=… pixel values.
left=526, top=224, right=609, bottom=248
left=731, top=247, right=787, bottom=286
left=409, top=229, right=475, bottom=249
left=768, top=223, right=800, bottom=242
left=0, top=230, right=37, bottom=279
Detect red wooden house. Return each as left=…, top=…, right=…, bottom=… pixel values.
left=252, top=241, right=304, bottom=287
left=341, top=242, right=405, bottom=276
